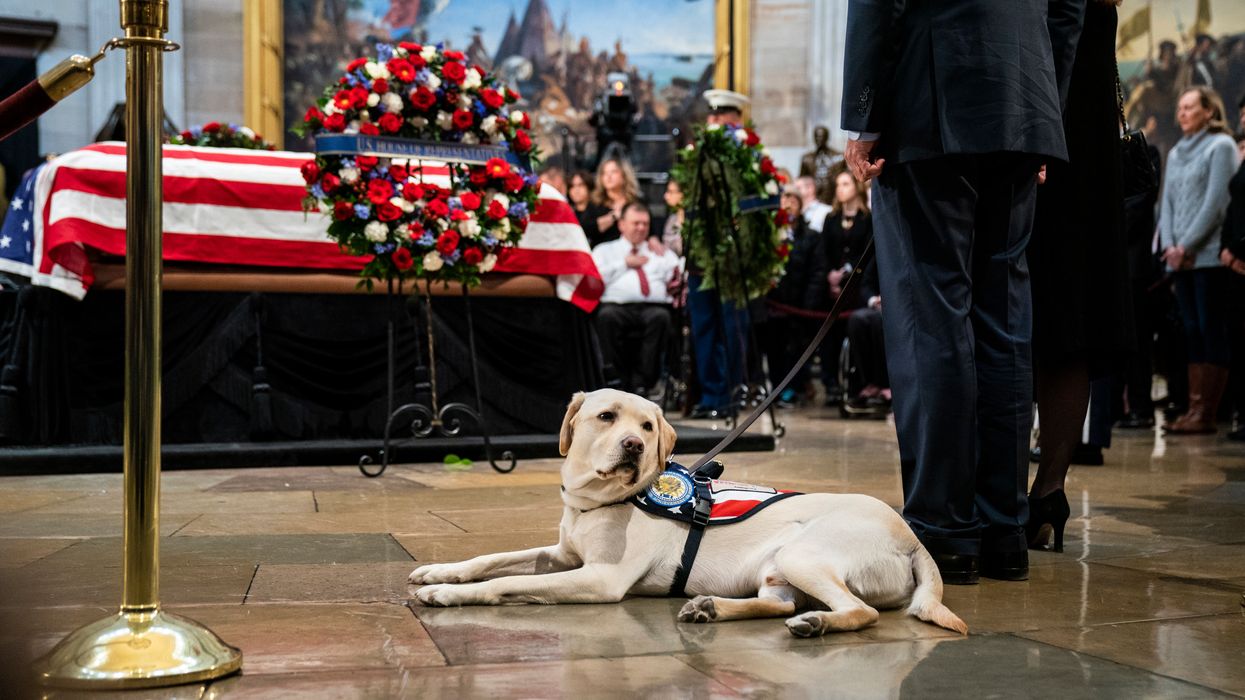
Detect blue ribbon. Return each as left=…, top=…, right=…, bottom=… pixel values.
left=314, top=133, right=529, bottom=169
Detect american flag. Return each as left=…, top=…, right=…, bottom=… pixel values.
left=0, top=162, right=43, bottom=279
left=1, top=143, right=602, bottom=310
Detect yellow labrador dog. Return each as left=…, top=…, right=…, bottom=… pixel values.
left=410, top=389, right=967, bottom=637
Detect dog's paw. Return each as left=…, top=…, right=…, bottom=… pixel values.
left=785, top=612, right=825, bottom=638
left=677, top=596, right=718, bottom=623
left=409, top=563, right=470, bottom=585
left=416, top=583, right=463, bottom=607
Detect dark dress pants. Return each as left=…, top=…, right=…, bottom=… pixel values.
left=595, top=303, right=672, bottom=389
left=687, top=274, right=748, bottom=410
left=872, top=153, right=1038, bottom=557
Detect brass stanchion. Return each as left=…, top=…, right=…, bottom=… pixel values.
left=34, top=0, right=242, bottom=688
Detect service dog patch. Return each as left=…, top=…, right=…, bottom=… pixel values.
left=630, top=462, right=801, bottom=525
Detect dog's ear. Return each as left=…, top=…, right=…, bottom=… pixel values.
left=656, top=408, right=677, bottom=465
left=559, top=392, right=587, bottom=456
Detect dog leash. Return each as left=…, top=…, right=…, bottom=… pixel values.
left=689, top=237, right=876, bottom=472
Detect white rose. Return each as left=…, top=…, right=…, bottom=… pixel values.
left=395, top=46, right=408, bottom=58
left=382, top=92, right=403, bottom=113
left=765, top=180, right=779, bottom=195
left=492, top=193, right=510, bottom=210
left=461, top=132, right=479, bottom=145
left=463, top=68, right=483, bottom=90
left=509, top=110, right=525, bottom=125
left=409, top=116, right=429, bottom=128
left=479, top=254, right=497, bottom=272
left=364, top=61, right=390, bottom=80
left=752, top=161, right=761, bottom=172
left=423, top=251, right=444, bottom=271
left=394, top=223, right=410, bottom=238
left=420, top=45, right=437, bottom=62
left=344, top=121, right=360, bottom=134
left=324, top=101, right=340, bottom=116
left=457, top=93, right=473, bottom=110
left=436, top=111, right=453, bottom=130
left=494, top=228, right=508, bottom=241
left=706, top=123, right=722, bottom=131
left=340, top=167, right=360, bottom=184
left=481, top=115, right=499, bottom=135
left=497, top=216, right=511, bottom=234
left=239, top=126, right=256, bottom=139
left=391, top=196, right=414, bottom=213
left=732, top=128, right=746, bottom=144
left=367, top=92, right=380, bottom=108
left=364, top=220, right=388, bottom=242
left=459, top=217, right=481, bottom=238
left=425, top=72, right=442, bottom=90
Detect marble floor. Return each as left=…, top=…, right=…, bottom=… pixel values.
left=1, top=406, right=1243, bottom=698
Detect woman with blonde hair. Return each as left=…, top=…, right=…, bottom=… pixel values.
left=582, top=157, right=642, bottom=247
left=1159, top=85, right=1237, bottom=434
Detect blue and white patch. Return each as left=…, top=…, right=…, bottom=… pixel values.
left=645, top=468, right=694, bottom=507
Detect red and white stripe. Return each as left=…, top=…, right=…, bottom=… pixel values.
left=30, top=142, right=603, bottom=311
left=708, top=479, right=798, bottom=521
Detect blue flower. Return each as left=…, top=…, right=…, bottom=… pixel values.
left=436, top=41, right=445, bottom=51
left=508, top=202, right=529, bottom=218
left=373, top=242, right=395, bottom=254
left=354, top=204, right=371, bottom=219
left=445, top=250, right=461, bottom=264
left=448, top=197, right=461, bottom=210
left=417, top=233, right=435, bottom=247
left=345, top=73, right=360, bottom=87
left=310, top=183, right=325, bottom=198
left=416, top=68, right=432, bottom=83
left=523, top=173, right=540, bottom=187
left=482, top=236, right=498, bottom=247
left=376, top=43, right=394, bottom=62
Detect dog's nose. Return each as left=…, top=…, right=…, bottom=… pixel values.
left=621, top=436, right=644, bottom=456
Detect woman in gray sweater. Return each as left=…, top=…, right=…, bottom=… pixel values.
left=1159, top=86, right=1237, bottom=434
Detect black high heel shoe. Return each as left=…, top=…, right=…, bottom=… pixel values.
left=1026, top=490, right=1070, bottom=553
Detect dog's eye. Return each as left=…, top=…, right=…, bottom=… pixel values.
left=642, top=421, right=653, bottom=432
left=598, top=411, right=615, bottom=422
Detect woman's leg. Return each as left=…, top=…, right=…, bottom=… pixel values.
left=1031, top=355, right=1089, bottom=499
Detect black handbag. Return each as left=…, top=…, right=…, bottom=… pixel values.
left=1116, top=59, right=1159, bottom=199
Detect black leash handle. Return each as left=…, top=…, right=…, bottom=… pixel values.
left=689, top=237, right=876, bottom=472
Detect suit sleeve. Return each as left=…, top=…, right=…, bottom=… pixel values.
left=1046, top=0, right=1087, bottom=110
left=841, top=0, right=907, bottom=134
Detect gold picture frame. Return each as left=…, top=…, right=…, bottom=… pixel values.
left=242, top=0, right=748, bottom=150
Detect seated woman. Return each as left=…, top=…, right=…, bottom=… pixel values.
left=846, top=260, right=890, bottom=411
left=765, top=188, right=827, bottom=407
left=820, top=170, right=873, bottom=405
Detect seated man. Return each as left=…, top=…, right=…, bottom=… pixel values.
left=846, top=258, right=890, bottom=411
left=592, top=203, right=682, bottom=398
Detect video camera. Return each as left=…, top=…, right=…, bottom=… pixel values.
left=590, top=72, right=638, bottom=162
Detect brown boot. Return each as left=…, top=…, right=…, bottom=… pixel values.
left=1164, top=364, right=1203, bottom=432
left=1168, top=363, right=1222, bottom=434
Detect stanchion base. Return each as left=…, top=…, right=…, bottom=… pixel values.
left=34, top=609, right=242, bottom=689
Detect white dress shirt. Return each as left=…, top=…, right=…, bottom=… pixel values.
left=592, top=237, right=683, bottom=304
left=802, top=201, right=832, bottom=233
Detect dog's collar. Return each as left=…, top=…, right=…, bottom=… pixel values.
left=560, top=483, right=651, bottom=513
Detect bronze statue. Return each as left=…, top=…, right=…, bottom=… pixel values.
left=799, top=125, right=845, bottom=203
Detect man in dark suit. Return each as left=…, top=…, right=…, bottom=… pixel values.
left=841, top=0, right=1085, bottom=584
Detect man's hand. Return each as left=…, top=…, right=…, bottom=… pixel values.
left=625, top=254, right=649, bottom=269
left=1037, top=164, right=1047, bottom=185
left=647, top=237, right=668, bottom=256
left=1221, top=248, right=1236, bottom=268
left=845, top=139, right=885, bottom=182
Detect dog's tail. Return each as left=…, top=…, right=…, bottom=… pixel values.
left=907, top=546, right=968, bottom=635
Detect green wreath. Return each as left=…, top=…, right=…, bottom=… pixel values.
left=671, top=122, right=790, bottom=306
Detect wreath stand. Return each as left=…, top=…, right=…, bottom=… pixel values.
left=688, top=145, right=786, bottom=438
left=313, top=134, right=523, bottom=478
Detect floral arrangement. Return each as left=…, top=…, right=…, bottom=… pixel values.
left=671, top=122, right=789, bottom=305
left=170, top=122, right=275, bottom=150
left=294, top=42, right=541, bottom=288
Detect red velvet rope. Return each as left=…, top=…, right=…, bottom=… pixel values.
left=0, top=80, right=55, bottom=143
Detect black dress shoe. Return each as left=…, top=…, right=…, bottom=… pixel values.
left=1117, top=412, right=1155, bottom=429
left=930, top=552, right=979, bottom=585
left=690, top=406, right=723, bottom=420
left=980, top=550, right=1029, bottom=581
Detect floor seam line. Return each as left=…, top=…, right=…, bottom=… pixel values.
left=168, top=513, right=203, bottom=537
left=241, top=563, right=260, bottom=604
left=426, top=511, right=469, bottom=533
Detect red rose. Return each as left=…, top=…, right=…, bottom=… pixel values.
left=319, top=173, right=341, bottom=192
left=485, top=157, right=509, bottom=179
left=512, top=130, right=532, bottom=153
left=409, top=54, right=427, bottom=70
left=332, top=90, right=353, bottom=111
left=469, top=168, right=489, bottom=185
left=450, top=209, right=469, bottom=221
left=300, top=161, right=319, bottom=183
left=774, top=210, right=790, bottom=227
left=518, top=112, right=531, bottom=129
left=202, top=121, right=221, bottom=133
left=452, top=109, right=475, bottom=130
left=441, top=61, right=466, bottom=83
left=392, top=246, right=414, bottom=270
left=324, top=113, right=346, bottom=132
left=390, top=163, right=409, bottom=181
left=486, top=199, right=507, bottom=220
left=359, top=122, right=380, bottom=136
left=422, top=184, right=443, bottom=200
left=503, top=173, right=525, bottom=193
left=745, top=129, right=760, bottom=147
left=479, top=88, right=504, bottom=109
left=442, top=91, right=459, bottom=107
left=398, top=42, right=422, bottom=53
left=410, top=87, right=436, bottom=111
left=378, top=112, right=403, bottom=133
left=367, top=179, right=394, bottom=205
left=426, top=199, right=449, bottom=218
left=459, top=192, right=481, bottom=210
left=303, top=106, right=323, bottom=124
left=402, top=182, right=425, bottom=201
left=436, top=230, right=460, bottom=255
left=333, top=201, right=354, bottom=220
left=443, top=50, right=465, bottom=61
left=356, top=155, right=378, bottom=169
left=505, top=87, right=519, bottom=102
left=407, top=221, right=425, bottom=239
left=760, top=157, right=776, bottom=176
left=338, top=76, right=348, bottom=85
left=371, top=78, right=389, bottom=94
left=463, top=247, right=483, bottom=265
left=776, top=172, right=789, bottom=185
left=179, top=130, right=193, bottom=141
left=776, top=242, right=790, bottom=258
left=346, top=57, right=367, bottom=72
left=386, top=58, right=415, bottom=82
left=349, top=86, right=369, bottom=108
left=377, top=201, right=403, bottom=222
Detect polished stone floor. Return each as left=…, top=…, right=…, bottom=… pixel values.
left=2, top=406, right=1243, bottom=698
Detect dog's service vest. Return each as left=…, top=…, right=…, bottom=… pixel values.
left=629, top=462, right=801, bottom=526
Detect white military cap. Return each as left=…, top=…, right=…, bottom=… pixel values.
left=703, top=89, right=750, bottom=112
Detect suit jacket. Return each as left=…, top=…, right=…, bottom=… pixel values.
left=841, top=0, right=1085, bottom=164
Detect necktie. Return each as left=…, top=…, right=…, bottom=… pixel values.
left=632, top=245, right=651, bottom=297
